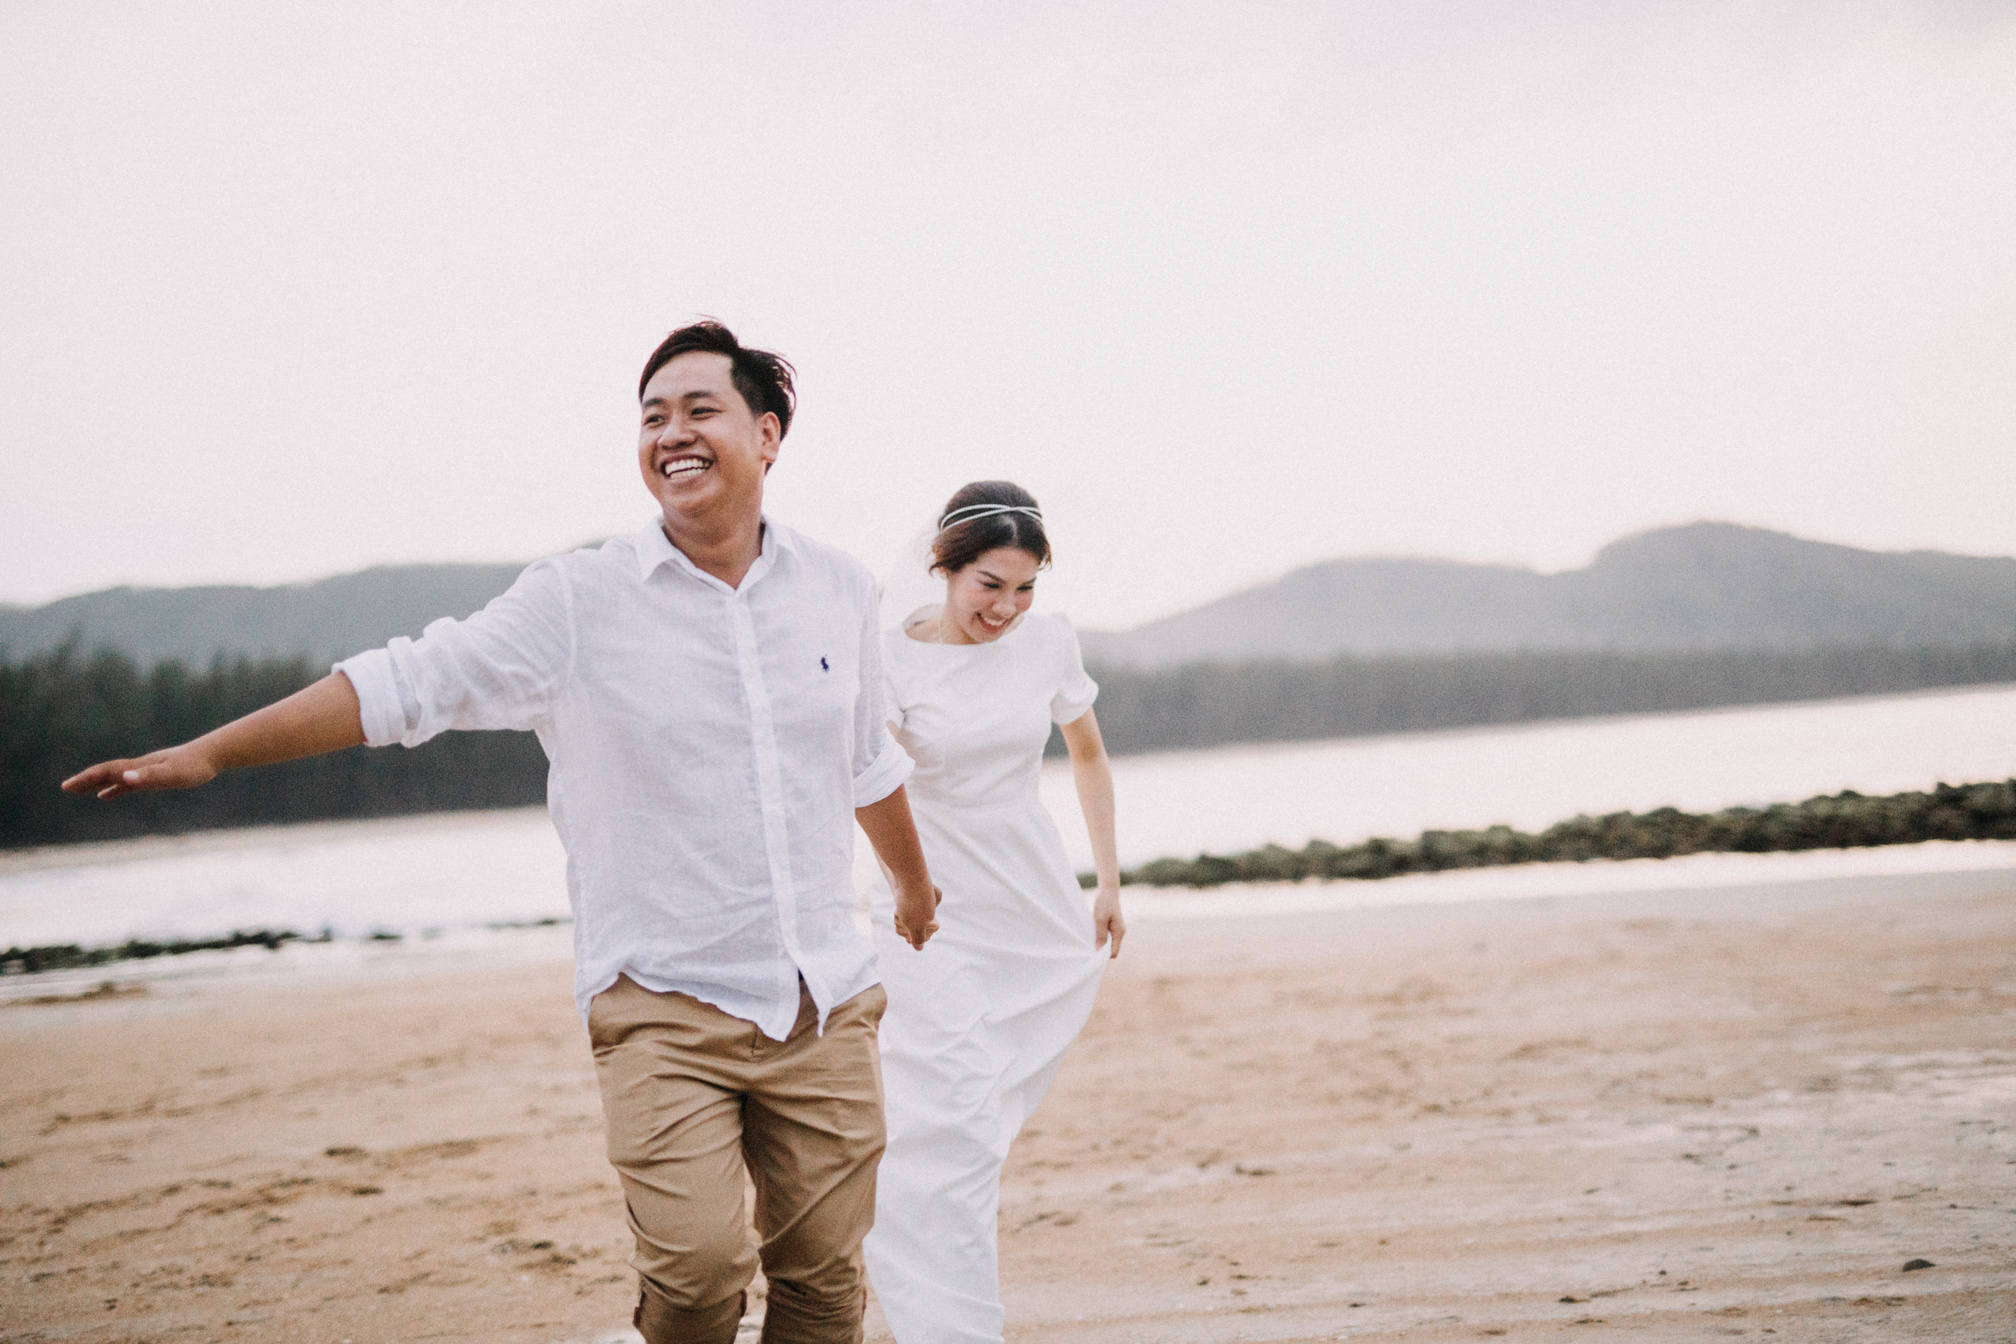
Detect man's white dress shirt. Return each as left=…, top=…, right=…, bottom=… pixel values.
left=335, top=519, right=912, bottom=1040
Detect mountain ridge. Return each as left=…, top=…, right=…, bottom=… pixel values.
left=3, top=522, right=2010, bottom=670
left=0, top=562, right=532, bottom=670
left=1078, top=522, right=2015, bottom=668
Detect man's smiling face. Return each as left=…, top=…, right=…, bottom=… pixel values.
left=637, top=350, right=780, bottom=530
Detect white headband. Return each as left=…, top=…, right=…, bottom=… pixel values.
left=937, top=503, right=1044, bottom=531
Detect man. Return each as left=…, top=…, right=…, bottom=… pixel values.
left=63, top=322, right=942, bottom=1344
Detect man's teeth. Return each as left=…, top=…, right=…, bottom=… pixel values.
left=662, top=458, right=709, bottom=478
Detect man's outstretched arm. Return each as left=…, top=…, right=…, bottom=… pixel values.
left=61, top=673, right=367, bottom=801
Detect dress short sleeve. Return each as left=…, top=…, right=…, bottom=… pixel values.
left=1047, top=614, right=1099, bottom=725
left=879, top=627, right=911, bottom=733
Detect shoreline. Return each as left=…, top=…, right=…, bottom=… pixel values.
left=6, top=839, right=2015, bottom=1004
left=0, top=805, right=553, bottom=878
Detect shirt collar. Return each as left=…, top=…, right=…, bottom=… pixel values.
left=632, top=515, right=796, bottom=589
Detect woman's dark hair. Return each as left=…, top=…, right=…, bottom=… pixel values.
left=931, top=481, right=1051, bottom=575
left=638, top=320, right=797, bottom=438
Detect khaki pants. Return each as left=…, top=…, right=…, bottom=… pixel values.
left=589, top=975, right=888, bottom=1344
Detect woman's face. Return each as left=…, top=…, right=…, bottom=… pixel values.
left=939, top=546, right=1041, bottom=644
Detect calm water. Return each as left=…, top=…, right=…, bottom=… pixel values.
left=1047, top=681, right=2016, bottom=871
left=4, top=684, right=2011, bottom=955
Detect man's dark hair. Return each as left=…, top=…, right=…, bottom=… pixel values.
left=638, top=321, right=797, bottom=438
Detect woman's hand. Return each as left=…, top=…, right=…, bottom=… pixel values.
left=1092, top=882, right=1125, bottom=958
left=1061, top=709, right=1122, bottom=958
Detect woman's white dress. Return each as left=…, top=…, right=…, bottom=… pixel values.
left=861, top=610, right=1107, bottom=1344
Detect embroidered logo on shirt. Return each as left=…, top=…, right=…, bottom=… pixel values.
left=820, top=656, right=830, bottom=671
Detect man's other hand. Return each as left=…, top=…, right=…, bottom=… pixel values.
left=892, top=883, right=942, bottom=951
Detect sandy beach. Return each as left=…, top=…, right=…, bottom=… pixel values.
left=5, top=863, right=2012, bottom=1343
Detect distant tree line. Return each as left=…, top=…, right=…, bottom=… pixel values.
left=1100, top=779, right=2016, bottom=888
left=1071, top=641, right=2016, bottom=756
left=5, top=639, right=2013, bottom=850
left=1, top=645, right=546, bottom=849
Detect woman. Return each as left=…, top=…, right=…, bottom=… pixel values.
left=862, top=480, right=1124, bottom=1344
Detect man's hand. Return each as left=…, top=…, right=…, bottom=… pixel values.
left=58, top=673, right=365, bottom=805
left=892, top=881, right=942, bottom=951
left=856, top=785, right=941, bottom=951
left=63, top=743, right=220, bottom=800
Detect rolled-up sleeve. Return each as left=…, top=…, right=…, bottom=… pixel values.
left=333, top=559, right=575, bottom=748
left=849, top=578, right=913, bottom=807
left=334, top=646, right=414, bottom=747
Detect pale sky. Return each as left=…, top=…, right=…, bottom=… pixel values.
left=4, top=1, right=2013, bottom=630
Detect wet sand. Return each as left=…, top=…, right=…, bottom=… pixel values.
left=4, top=866, right=2012, bottom=1342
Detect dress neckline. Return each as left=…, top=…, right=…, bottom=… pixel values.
left=896, top=610, right=1034, bottom=651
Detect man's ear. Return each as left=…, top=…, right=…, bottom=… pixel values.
left=758, top=412, right=782, bottom=467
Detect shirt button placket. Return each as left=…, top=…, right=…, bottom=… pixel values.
left=730, top=591, right=805, bottom=1031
